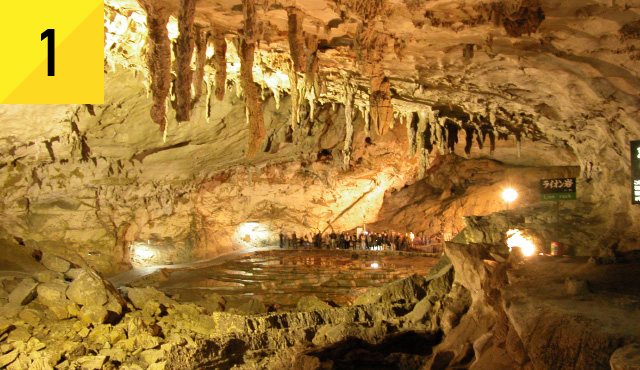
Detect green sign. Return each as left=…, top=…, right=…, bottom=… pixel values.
left=540, top=178, right=576, bottom=202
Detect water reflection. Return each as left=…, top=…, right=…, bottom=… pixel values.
left=156, top=250, right=439, bottom=311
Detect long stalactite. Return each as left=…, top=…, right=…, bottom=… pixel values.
left=241, top=0, right=266, bottom=159
left=174, top=0, right=197, bottom=122
left=212, top=31, right=228, bottom=102
left=140, top=2, right=172, bottom=133
left=192, top=26, right=210, bottom=104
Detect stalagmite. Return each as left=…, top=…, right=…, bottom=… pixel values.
left=343, top=78, right=356, bottom=170
left=141, top=3, right=171, bottom=132
left=174, top=0, right=197, bottom=122
left=287, top=8, right=306, bottom=73
left=212, top=32, right=227, bottom=101
left=240, top=0, right=266, bottom=158
left=192, top=27, right=209, bottom=104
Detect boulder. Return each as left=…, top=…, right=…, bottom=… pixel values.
left=0, top=349, right=18, bottom=368
left=0, top=304, right=22, bottom=318
left=225, top=298, right=266, bottom=314
left=41, top=253, right=71, bottom=273
left=565, top=275, right=589, bottom=296
left=121, top=287, right=177, bottom=310
left=66, top=270, right=108, bottom=307
left=36, top=281, right=68, bottom=306
left=296, top=296, right=332, bottom=311
left=34, top=270, right=64, bottom=283
left=18, top=308, right=45, bottom=325
left=8, top=278, right=38, bottom=306
left=354, top=274, right=428, bottom=306
left=404, top=296, right=432, bottom=323
left=74, top=355, right=107, bottom=370
left=78, top=305, right=109, bottom=325
left=610, top=343, right=640, bottom=370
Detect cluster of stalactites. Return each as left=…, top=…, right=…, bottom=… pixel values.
left=286, top=7, right=320, bottom=131
left=399, top=105, right=529, bottom=178
left=139, top=0, right=229, bottom=135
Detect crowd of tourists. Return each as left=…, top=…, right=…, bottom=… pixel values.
left=278, top=231, right=419, bottom=251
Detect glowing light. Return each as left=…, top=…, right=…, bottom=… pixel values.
left=506, top=229, right=536, bottom=257
left=133, top=245, right=156, bottom=259
left=502, top=188, right=518, bottom=203
left=370, top=263, right=379, bottom=268
left=239, top=222, right=260, bottom=235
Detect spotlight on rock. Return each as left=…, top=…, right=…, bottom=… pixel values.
left=501, top=187, right=518, bottom=210
left=234, top=222, right=272, bottom=248
left=130, top=242, right=159, bottom=267
left=370, top=262, right=379, bottom=268
left=506, top=229, right=536, bottom=257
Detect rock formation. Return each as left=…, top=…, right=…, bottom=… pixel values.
left=1, top=1, right=640, bottom=367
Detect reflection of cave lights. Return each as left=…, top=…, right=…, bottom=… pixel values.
left=506, top=229, right=536, bottom=257
left=370, top=262, right=379, bottom=268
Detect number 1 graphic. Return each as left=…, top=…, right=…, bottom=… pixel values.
left=41, top=29, right=55, bottom=76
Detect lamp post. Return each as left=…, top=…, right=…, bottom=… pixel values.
left=502, top=188, right=518, bottom=210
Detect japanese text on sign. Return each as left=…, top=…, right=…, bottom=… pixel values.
left=542, top=178, right=574, bottom=190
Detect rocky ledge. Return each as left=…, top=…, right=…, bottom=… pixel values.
left=0, top=239, right=638, bottom=369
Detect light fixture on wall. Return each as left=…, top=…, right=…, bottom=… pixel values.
left=501, top=187, right=518, bottom=210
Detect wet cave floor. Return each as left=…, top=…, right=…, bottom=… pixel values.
left=131, top=249, right=441, bottom=311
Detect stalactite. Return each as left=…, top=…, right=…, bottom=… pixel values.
left=370, top=69, right=393, bottom=136
left=303, top=34, right=319, bottom=97
left=287, top=8, right=306, bottom=73
left=446, top=123, right=459, bottom=153
left=515, top=131, right=522, bottom=158
left=288, top=59, right=300, bottom=130
left=417, top=110, right=429, bottom=179
left=464, top=127, right=474, bottom=155
left=205, top=80, right=213, bottom=121
left=343, top=78, right=356, bottom=170
left=141, top=3, right=171, bottom=132
left=212, top=31, right=227, bottom=101
left=436, top=117, right=447, bottom=155
left=192, top=27, right=209, bottom=106
left=271, top=87, right=281, bottom=109
left=240, top=0, right=266, bottom=159
left=489, top=130, right=496, bottom=155
left=407, top=112, right=417, bottom=157
left=308, top=96, right=316, bottom=122
left=363, top=106, right=371, bottom=136
left=174, top=0, right=197, bottom=122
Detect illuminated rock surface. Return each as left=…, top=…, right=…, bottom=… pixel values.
left=0, top=0, right=639, bottom=368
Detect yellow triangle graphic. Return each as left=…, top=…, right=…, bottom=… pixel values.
left=2, top=3, right=104, bottom=104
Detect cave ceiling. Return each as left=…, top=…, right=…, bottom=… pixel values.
left=100, top=0, right=640, bottom=166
